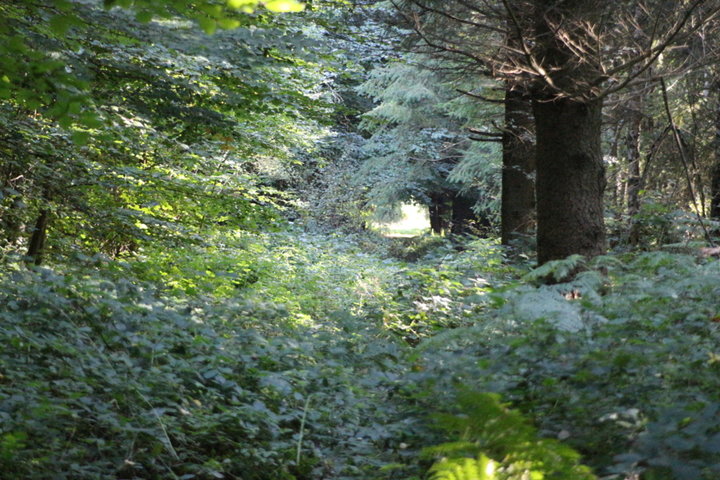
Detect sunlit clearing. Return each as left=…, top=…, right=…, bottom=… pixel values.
left=374, top=203, right=429, bottom=237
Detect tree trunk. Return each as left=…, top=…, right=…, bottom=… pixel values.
left=532, top=0, right=607, bottom=264
left=533, top=98, right=606, bottom=264
left=428, top=192, right=450, bottom=234
left=26, top=209, right=49, bottom=265
left=501, top=86, right=536, bottom=246
left=712, top=84, right=720, bottom=220
left=450, top=192, right=478, bottom=235
left=625, top=99, right=643, bottom=245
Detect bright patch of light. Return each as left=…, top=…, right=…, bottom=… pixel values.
left=374, top=203, right=429, bottom=237
left=486, top=458, right=496, bottom=476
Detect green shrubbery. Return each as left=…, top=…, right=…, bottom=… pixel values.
left=3, top=229, right=720, bottom=479
left=0, top=241, right=412, bottom=479
left=408, top=251, right=720, bottom=480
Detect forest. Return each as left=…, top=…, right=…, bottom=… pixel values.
left=2, top=0, right=720, bottom=479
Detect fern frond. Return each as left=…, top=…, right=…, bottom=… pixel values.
left=423, top=392, right=596, bottom=480
left=429, top=454, right=497, bottom=480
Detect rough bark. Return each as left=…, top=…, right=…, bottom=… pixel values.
left=533, top=98, right=606, bottom=264
left=501, top=86, right=536, bottom=246
left=532, top=0, right=607, bottom=264
left=711, top=83, right=720, bottom=220
left=26, top=209, right=49, bottom=265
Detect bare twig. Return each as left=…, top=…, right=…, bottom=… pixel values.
left=456, top=88, right=504, bottom=103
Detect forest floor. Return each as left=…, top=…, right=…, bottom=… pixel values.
left=2, top=226, right=720, bottom=479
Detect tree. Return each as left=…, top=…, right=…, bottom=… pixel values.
left=500, top=86, right=535, bottom=246
left=529, top=0, right=606, bottom=263
left=712, top=82, right=720, bottom=221
left=356, top=56, right=500, bottom=235
left=0, top=0, right=342, bottom=261
left=393, top=0, right=720, bottom=262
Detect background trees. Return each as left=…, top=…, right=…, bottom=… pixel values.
left=356, top=56, right=500, bottom=235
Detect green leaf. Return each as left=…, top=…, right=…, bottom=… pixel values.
left=79, top=112, right=103, bottom=129
left=135, top=10, right=153, bottom=22
left=49, top=15, right=77, bottom=35
left=198, top=18, right=217, bottom=35
left=227, top=0, right=258, bottom=9
left=199, top=4, right=224, bottom=18
left=264, top=0, right=305, bottom=12
left=218, top=18, right=241, bottom=29
left=71, top=131, right=91, bottom=145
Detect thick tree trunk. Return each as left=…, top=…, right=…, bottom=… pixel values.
left=532, top=0, right=606, bottom=264
left=501, top=86, right=536, bottom=246
left=26, top=209, right=49, bottom=265
left=533, top=98, right=606, bottom=264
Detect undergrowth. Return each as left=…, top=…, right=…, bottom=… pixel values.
left=2, top=228, right=719, bottom=479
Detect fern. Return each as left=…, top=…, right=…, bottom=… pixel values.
left=421, top=392, right=596, bottom=480
left=429, top=454, right=497, bottom=480
left=523, top=254, right=586, bottom=283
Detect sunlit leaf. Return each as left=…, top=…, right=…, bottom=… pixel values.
left=198, top=17, right=217, bottom=34
left=264, top=0, right=305, bottom=13
left=199, top=4, right=223, bottom=18
left=218, top=18, right=241, bottom=29
left=227, top=0, right=258, bottom=9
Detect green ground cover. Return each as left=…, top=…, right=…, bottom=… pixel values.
left=2, top=228, right=719, bottom=479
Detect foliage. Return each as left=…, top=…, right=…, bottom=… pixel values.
left=294, top=132, right=373, bottom=231
left=4, top=3, right=720, bottom=480
left=356, top=55, right=501, bottom=227
left=408, top=250, right=720, bottom=480
left=0, top=238, right=413, bottom=479
left=423, top=391, right=595, bottom=480
left=428, top=453, right=498, bottom=480
left=0, top=0, right=305, bottom=126
left=0, top=0, right=334, bottom=261
left=628, top=196, right=708, bottom=249
left=4, top=214, right=720, bottom=480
